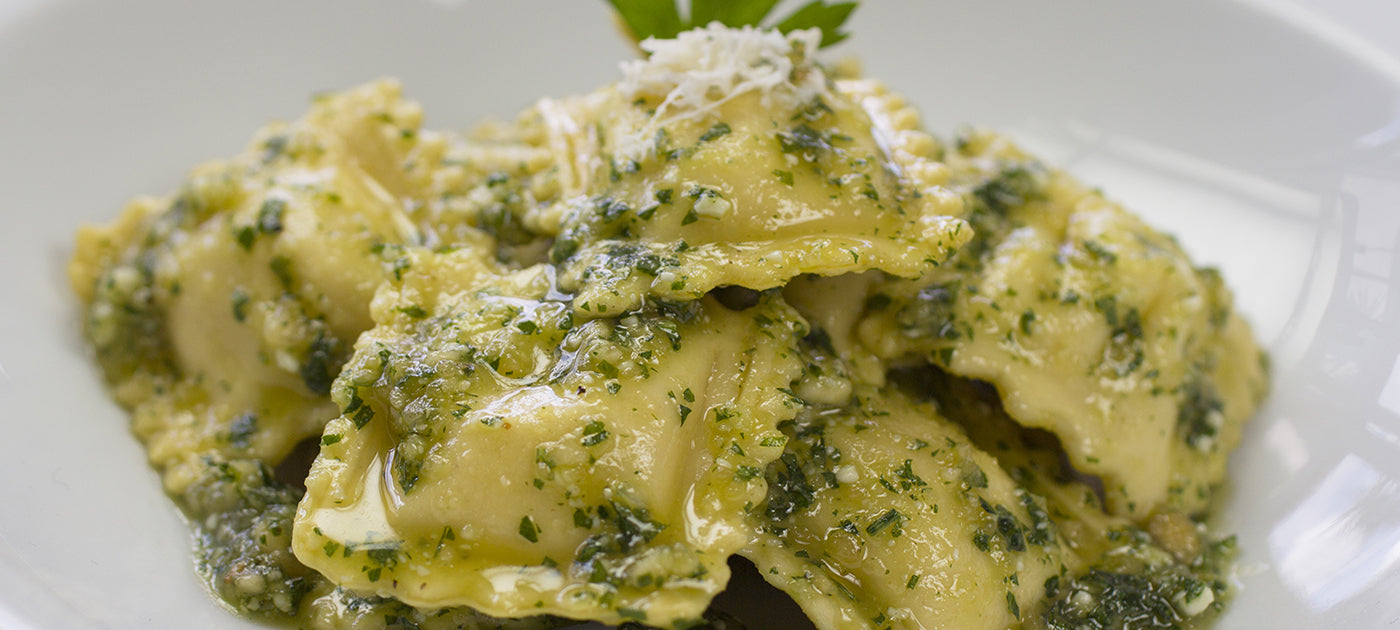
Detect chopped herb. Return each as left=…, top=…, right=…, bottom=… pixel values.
left=582, top=421, right=611, bottom=446
left=235, top=226, right=257, bottom=251
left=257, top=198, right=285, bottom=234
left=352, top=405, right=375, bottom=429
left=1178, top=374, right=1225, bottom=450
left=397, top=305, right=429, bottom=319
left=227, top=413, right=257, bottom=449
left=962, top=463, right=988, bottom=489
left=1020, top=493, right=1054, bottom=547
left=1104, top=305, right=1145, bottom=377
left=394, top=450, right=422, bottom=493
left=261, top=134, right=288, bottom=161
left=765, top=452, right=815, bottom=520
left=866, top=509, right=903, bottom=536
left=366, top=547, right=400, bottom=568
left=269, top=256, right=294, bottom=292
left=299, top=331, right=340, bottom=396
left=894, top=459, right=926, bottom=491
left=699, top=122, right=731, bottom=142
left=1083, top=239, right=1118, bottom=263
left=1044, top=569, right=1185, bottom=630
left=898, top=281, right=960, bottom=342
left=971, top=165, right=1038, bottom=215
left=993, top=504, right=1027, bottom=552
left=519, top=516, right=541, bottom=543
left=777, top=124, right=833, bottom=162
left=231, top=289, right=250, bottom=322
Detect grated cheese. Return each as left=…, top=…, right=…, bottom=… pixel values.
left=615, top=23, right=827, bottom=161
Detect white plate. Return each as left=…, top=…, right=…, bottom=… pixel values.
left=2, top=1, right=1398, bottom=628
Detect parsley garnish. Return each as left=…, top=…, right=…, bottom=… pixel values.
left=606, top=0, right=858, bottom=48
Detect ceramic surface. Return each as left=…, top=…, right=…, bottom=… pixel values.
left=1, top=1, right=1397, bottom=628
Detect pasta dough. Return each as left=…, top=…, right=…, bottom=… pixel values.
left=294, top=247, right=806, bottom=627
left=506, top=44, right=970, bottom=314
left=68, top=81, right=426, bottom=494
left=853, top=132, right=1269, bottom=517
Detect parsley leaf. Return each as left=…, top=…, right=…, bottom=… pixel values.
left=691, top=0, right=781, bottom=28
left=774, top=1, right=858, bottom=48
left=606, top=0, right=858, bottom=48
left=608, top=0, right=685, bottom=42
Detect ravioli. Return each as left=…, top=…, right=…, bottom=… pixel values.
left=292, top=247, right=807, bottom=627
left=919, top=368, right=1235, bottom=629
left=743, top=388, right=1069, bottom=630
left=513, top=26, right=969, bottom=314
left=853, top=131, right=1269, bottom=517
left=68, top=81, right=431, bottom=493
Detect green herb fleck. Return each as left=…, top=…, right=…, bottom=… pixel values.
left=582, top=421, right=611, bottom=446
left=227, top=413, right=257, bottom=449
left=1019, top=309, right=1036, bottom=335
left=231, top=289, right=250, bottom=322
left=234, top=226, right=257, bottom=251
left=397, top=305, right=429, bottom=319
left=269, top=256, right=294, bottom=292
left=894, top=459, right=926, bottom=491
left=352, top=405, right=375, bottom=430
left=257, top=198, right=285, bottom=234
left=866, top=509, right=903, bottom=536
left=699, top=122, right=731, bottom=142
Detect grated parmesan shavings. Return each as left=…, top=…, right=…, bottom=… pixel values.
left=615, top=23, right=828, bottom=161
